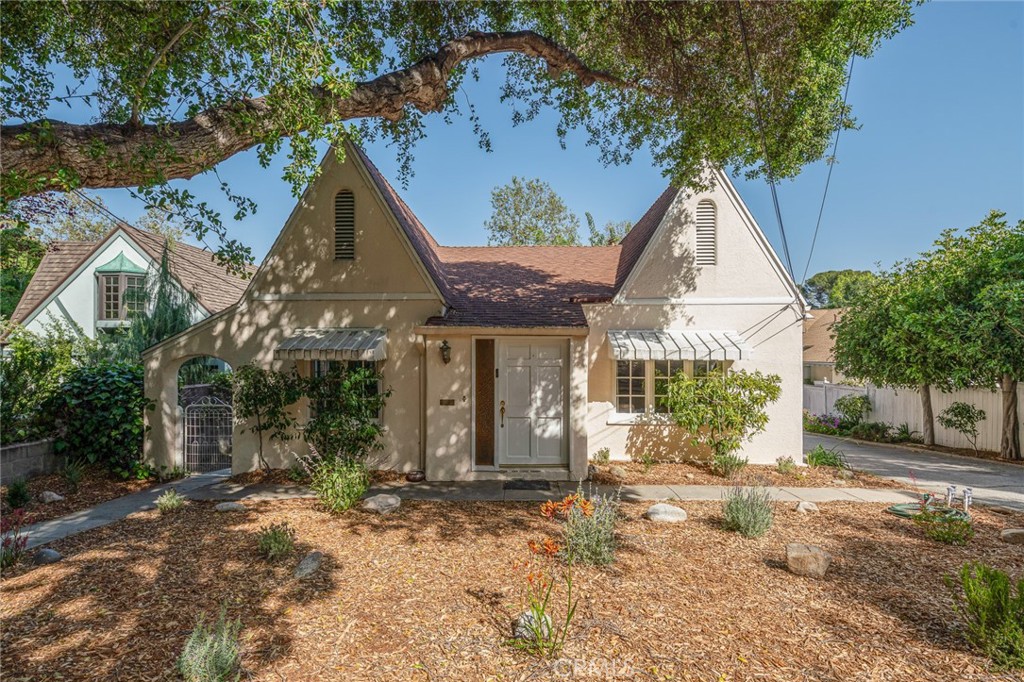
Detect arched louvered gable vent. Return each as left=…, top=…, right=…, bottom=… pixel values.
left=695, top=200, right=716, bottom=266
left=334, top=190, right=355, bottom=260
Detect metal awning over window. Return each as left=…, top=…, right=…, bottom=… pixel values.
left=607, top=330, right=752, bottom=361
left=274, top=328, right=387, bottom=362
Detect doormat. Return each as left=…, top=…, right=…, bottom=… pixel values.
left=503, top=479, right=551, bottom=491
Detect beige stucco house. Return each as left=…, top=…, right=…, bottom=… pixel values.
left=802, top=308, right=847, bottom=384
left=143, top=145, right=804, bottom=480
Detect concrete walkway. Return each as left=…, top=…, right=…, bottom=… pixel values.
left=24, top=469, right=229, bottom=549
left=805, top=433, right=1024, bottom=512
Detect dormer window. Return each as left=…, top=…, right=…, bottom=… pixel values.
left=695, top=200, right=716, bottom=266
left=335, top=190, right=355, bottom=260
left=95, top=253, right=146, bottom=321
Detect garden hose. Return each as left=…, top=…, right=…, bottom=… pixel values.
left=885, top=502, right=971, bottom=522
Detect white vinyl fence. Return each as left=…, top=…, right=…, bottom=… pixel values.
left=804, top=382, right=1024, bottom=453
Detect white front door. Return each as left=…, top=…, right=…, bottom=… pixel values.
left=496, top=339, right=568, bottom=467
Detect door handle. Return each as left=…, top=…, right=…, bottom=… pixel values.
left=500, top=400, right=505, bottom=428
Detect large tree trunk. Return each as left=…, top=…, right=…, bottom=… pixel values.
left=1001, top=374, right=1021, bottom=461
left=1, top=31, right=627, bottom=198
left=919, top=383, right=935, bottom=446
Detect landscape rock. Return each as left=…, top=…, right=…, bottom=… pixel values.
left=685, top=473, right=696, bottom=481
left=645, top=503, right=688, bottom=523
left=831, top=479, right=848, bottom=486
left=214, top=502, right=246, bottom=512
left=362, top=494, right=401, bottom=515
left=513, top=611, right=552, bottom=641
left=293, top=551, right=323, bottom=579
left=795, top=501, right=820, bottom=514
left=609, top=466, right=627, bottom=479
left=786, top=543, right=832, bottom=578
left=587, top=464, right=599, bottom=478
left=836, top=469, right=855, bottom=480
left=40, top=491, right=65, bottom=504
left=999, top=528, right=1024, bottom=545
left=32, top=548, right=62, bottom=565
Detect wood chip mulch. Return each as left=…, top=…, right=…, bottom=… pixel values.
left=0, top=470, right=156, bottom=524
left=2, top=498, right=1022, bottom=681
left=228, top=468, right=404, bottom=486
left=591, top=460, right=911, bottom=490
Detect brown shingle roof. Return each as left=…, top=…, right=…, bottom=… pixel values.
left=8, top=227, right=254, bottom=329
left=118, top=225, right=256, bottom=314
left=614, top=186, right=679, bottom=291
left=803, top=308, right=844, bottom=364
left=8, top=241, right=97, bottom=325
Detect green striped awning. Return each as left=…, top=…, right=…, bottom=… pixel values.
left=274, top=328, right=387, bottom=362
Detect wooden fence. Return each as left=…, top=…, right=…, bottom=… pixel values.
left=803, top=382, right=1024, bottom=453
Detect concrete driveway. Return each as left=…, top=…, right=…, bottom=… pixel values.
left=804, top=433, right=1024, bottom=512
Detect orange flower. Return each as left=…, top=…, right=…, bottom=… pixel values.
left=540, top=500, right=560, bottom=519
left=542, top=537, right=561, bottom=556
left=577, top=498, right=595, bottom=517
left=527, top=540, right=541, bottom=554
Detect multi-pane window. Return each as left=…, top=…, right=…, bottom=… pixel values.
left=615, top=360, right=646, bottom=414
left=615, top=359, right=730, bottom=415
left=99, top=273, right=146, bottom=320
left=653, top=360, right=685, bottom=413
left=310, top=359, right=382, bottom=418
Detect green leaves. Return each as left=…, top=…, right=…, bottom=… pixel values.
left=485, top=177, right=581, bottom=246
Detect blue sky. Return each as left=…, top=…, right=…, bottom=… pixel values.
left=79, top=1, right=1023, bottom=281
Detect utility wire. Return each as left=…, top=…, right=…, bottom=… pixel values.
left=736, top=1, right=795, bottom=278
left=72, top=188, right=217, bottom=254
left=801, top=53, right=856, bottom=285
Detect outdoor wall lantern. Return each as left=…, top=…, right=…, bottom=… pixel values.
left=440, top=340, right=452, bottom=365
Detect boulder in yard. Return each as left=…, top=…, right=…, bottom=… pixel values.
left=513, top=611, right=552, bottom=641
left=362, top=494, right=401, bottom=515
left=609, top=465, right=627, bottom=479
left=294, top=551, right=323, bottom=579
left=645, top=503, right=688, bottom=523
left=999, top=528, right=1024, bottom=545
left=587, top=464, right=599, bottom=478
left=32, top=548, right=62, bottom=565
left=214, top=502, right=246, bottom=512
left=786, top=543, right=831, bottom=579
left=40, top=491, right=64, bottom=504
left=795, top=501, right=819, bottom=514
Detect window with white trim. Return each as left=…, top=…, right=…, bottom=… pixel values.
left=310, top=359, right=382, bottom=419
left=615, top=359, right=730, bottom=416
left=695, top=200, right=716, bottom=266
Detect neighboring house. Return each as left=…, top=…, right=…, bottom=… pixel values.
left=143, top=144, right=804, bottom=480
left=802, top=308, right=846, bottom=384
left=7, top=224, right=254, bottom=338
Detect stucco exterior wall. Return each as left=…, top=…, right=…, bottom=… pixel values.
left=25, top=235, right=154, bottom=338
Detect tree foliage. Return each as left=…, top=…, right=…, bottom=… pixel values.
left=585, top=212, right=631, bottom=246
left=2, top=1, right=915, bottom=271
left=231, top=364, right=304, bottom=470
left=485, top=177, right=581, bottom=246
left=801, top=269, right=876, bottom=308
left=0, top=225, right=45, bottom=318
left=304, top=364, right=390, bottom=461
left=666, top=369, right=782, bottom=459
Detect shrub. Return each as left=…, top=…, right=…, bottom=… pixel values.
left=938, top=402, right=987, bottom=454
left=591, top=447, right=611, bottom=465
left=302, top=448, right=369, bottom=513
left=711, top=452, right=748, bottom=478
left=1, top=508, right=32, bottom=570
left=558, top=489, right=619, bottom=566
left=114, top=459, right=156, bottom=481
left=775, top=456, right=797, bottom=475
left=256, top=522, right=296, bottom=561
left=892, top=422, right=921, bottom=444
left=946, top=562, right=1024, bottom=670
left=805, top=444, right=847, bottom=469
left=721, top=486, right=774, bottom=538
left=47, top=362, right=153, bottom=471
left=637, top=452, right=656, bottom=473
left=913, top=510, right=974, bottom=546
left=63, top=458, right=87, bottom=493
left=802, top=410, right=842, bottom=435
left=5, top=479, right=30, bottom=509
left=177, top=608, right=243, bottom=682
left=303, top=364, right=391, bottom=460
left=848, top=421, right=892, bottom=442
left=833, top=394, right=871, bottom=427
left=155, top=489, right=186, bottom=513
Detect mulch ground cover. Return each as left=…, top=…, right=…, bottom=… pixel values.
left=0, top=469, right=156, bottom=524
left=2, top=497, right=1021, bottom=681
left=591, top=460, right=911, bottom=490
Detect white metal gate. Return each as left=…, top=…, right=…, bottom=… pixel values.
left=183, top=396, right=233, bottom=472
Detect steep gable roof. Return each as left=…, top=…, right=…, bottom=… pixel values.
left=614, top=187, right=680, bottom=291
left=8, top=241, right=97, bottom=326
left=803, top=308, right=843, bottom=364
left=8, top=226, right=255, bottom=329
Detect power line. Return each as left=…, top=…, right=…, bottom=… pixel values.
left=735, top=1, right=795, bottom=278
left=801, top=54, right=856, bottom=285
